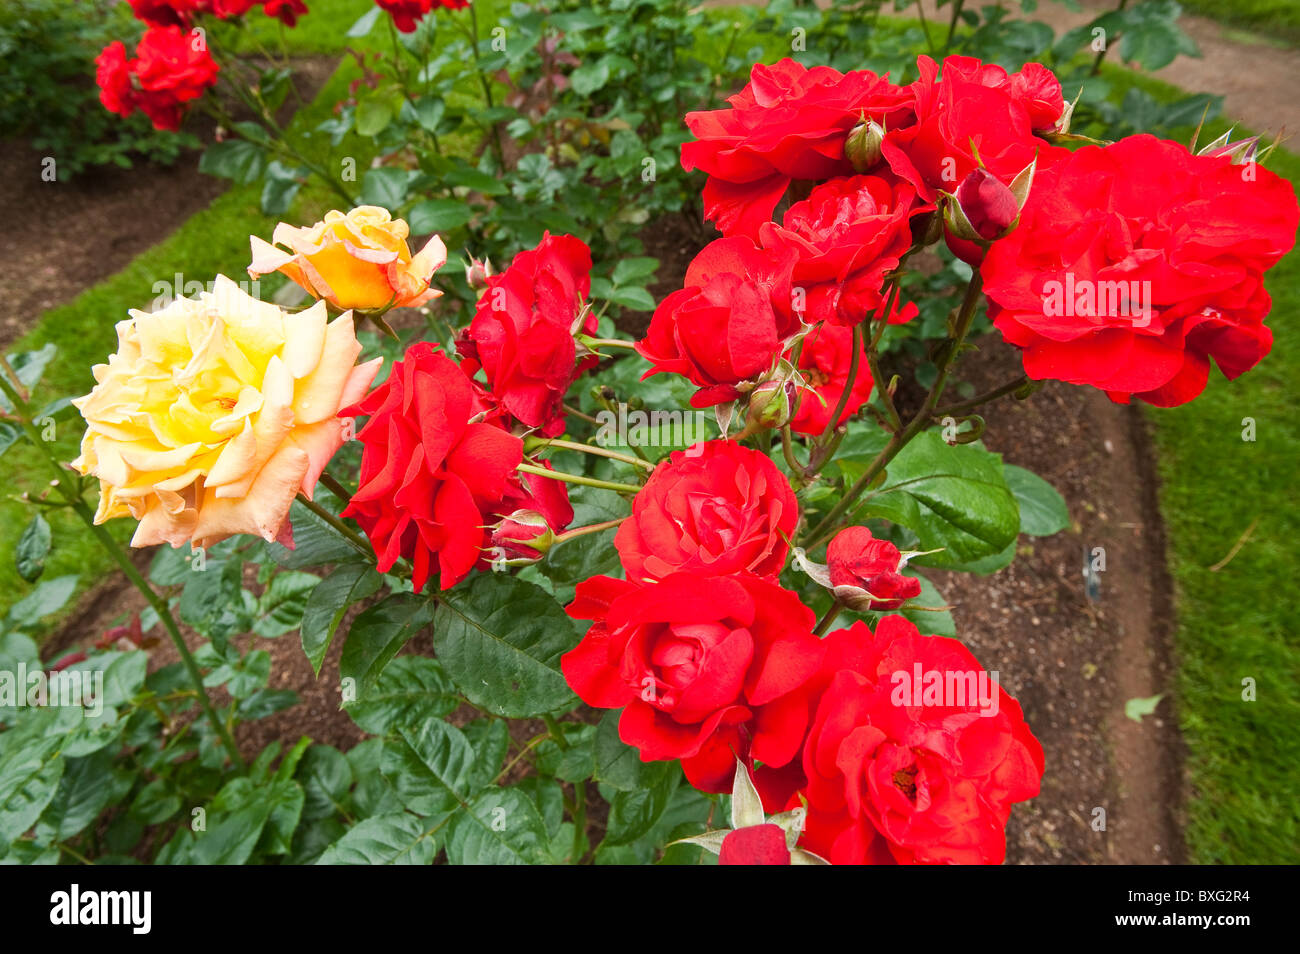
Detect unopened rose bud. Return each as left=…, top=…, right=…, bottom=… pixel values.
left=845, top=118, right=886, bottom=173
left=948, top=168, right=1021, bottom=242
left=464, top=256, right=494, bottom=290
left=1198, top=131, right=1260, bottom=166
left=746, top=378, right=799, bottom=430
left=489, top=510, right=555, bottom=564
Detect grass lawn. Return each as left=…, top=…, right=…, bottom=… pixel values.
left=1179, top=0, right=1300, bottom=44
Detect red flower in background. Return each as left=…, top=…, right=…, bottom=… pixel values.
left=981, top=134, right=1299, bottom=407
left=614, top=440, right=799, bottom=583
left=778, top=617, right=1044, bottom=865
left=458, top=232, right=595, bottom=436
left=681, top=58, right=913, bottom=239
left=342, top=343, right=569, bottom=592
left=637, top=237, right=799, bottom=408
left=95, top=43, right=136, bottom=118
left=96, top=26, right=219, bottom=132
left=127, top=0, right=203, bottom=27
left=263, top=0, right=309, bottom=27
left=376, top=0, right=468, bottom=34
left=561, top=571, right=824, bottom=792
left=759, top=174, right=921, bottom=326
left=787, top=323, right=874, bottom=436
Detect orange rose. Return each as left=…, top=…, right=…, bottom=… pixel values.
left=248, top=206, right=447, bottom=313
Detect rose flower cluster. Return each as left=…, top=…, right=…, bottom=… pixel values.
left=73, top=47, right=1296, bottom=866
left=97, top=2, right=472, bottom=131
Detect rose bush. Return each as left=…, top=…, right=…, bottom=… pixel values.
left=8, top=2, right=1292, bottom=869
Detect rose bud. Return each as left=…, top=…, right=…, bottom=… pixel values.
left=948, top=168, right=1021, bottom=241
left=745, top=375, right=800, bottom=431
left=489, top=510, right=556, bottom=565
left=844, top=118, right=886, bottom=173
left=464, top=255, right=494, bottom=290
left=793, top=526, right=926, bottom=612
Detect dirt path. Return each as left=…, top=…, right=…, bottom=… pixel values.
left=904, top=0, right=1298, bottom=136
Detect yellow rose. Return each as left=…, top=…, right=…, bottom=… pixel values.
left=247, top=206, right=447, bottom=313
left=72, top=275, right=382, bottom=549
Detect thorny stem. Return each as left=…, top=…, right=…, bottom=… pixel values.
left=533, top=437, right=655, bottom=471
left=932, top=374, right=1033, bottom=419
left=554, top=517, right=628, bottom=545
left=0, top=366, right=246, bottom=769
left=803, top=271, right=986, bottom=550
left=814, top=600, right=843, bottom=638
left=517, top=462, right=642, bottom=494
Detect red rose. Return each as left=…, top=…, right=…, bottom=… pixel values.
left=342, top=343, right=532, bottom=592
left=263, top=0, right=308, bottom=27
left=458, top=233, right=595, bottom=436
left=95, top=43, right=136, bottom=118
left=377, top=0, right=467, bottom=33
left=126, top=26, right=220, bottom=131
left=826, top=527, right=921, bottom=610
left=637, top=237, right=799, bottom=408
left=787, top=324, right=874, bottom=436
left=681, top=58, right=913, bottom=238
left=211, top=0, right=260, bottom=17
left=759, top=174, right=921, bottom=326
left=719, top=824, right=791, bottom=865
left=796, top=617, right=1044, bottom=864
left=614, top=440, right=799, bottom=582
left=981, top=134, right=1300, bottom=406
left=953, top=167, right=1020, bottom=241
left=561, top=572, right=824, bottom=792
left=881, top=55, right=1064, bottom=204
left=488, top=460, right=575, bottom=563
left=127, top=0, right=202, bottom=27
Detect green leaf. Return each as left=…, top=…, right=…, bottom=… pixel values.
left=445, top=786, right=550, bottom=865
left=129, top=779, right=182, bottom=825
left=571, top=58, right=612, bottom=96
left=360, top=167, right=413, bottom=211
left=606, top=286, right=656, bottom=311
left=36, top=748, right=127, bottom=841
left=192, top=778, right=275, bottom=865
left=346, top=5, right=383, bottom=37
left=356, top=97, right=394, bottom=137
left=344, top=655, right=459, bottom=735
left=0, top=422, right=21, bottom=459
left=254, top=571, right=320, bottom=638
left=603, top=761, right=677, bottom=846
left=1004, top=464, right=1070, bottom=537
left=260, top=160, right=304, bottom=216
left=611, top=257, right=659, bottom=286
left=339, top=593, right=436, bottom=694
left=4, top=575, right=77, bottom=631
left=0, top=746, right=64, bottom=843
left=407, top=198, right=473, bottom=234
left=412, top=96, right=446, bottom=134
left=381, top=721, right=476, bottom=817
left=267, top=495, right=366, bottom=569
left=301, top=565, right=383, bottom=676
left=198, top=139, right=267, bottom=185
left=1125, top=694, right=1165, bottom=723
left=593, top=709, right=649, bottom=791
left=316, top=812, right=439, bottom=865
left=297, top=745, right=353, bottom=822
left=898, top=572, right=956, bottom=637
left=15, top=513, right=51, bottom=583
left=866, top=432, right=1020, bottom=569
left=434, top=575, right=579, bottom=718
